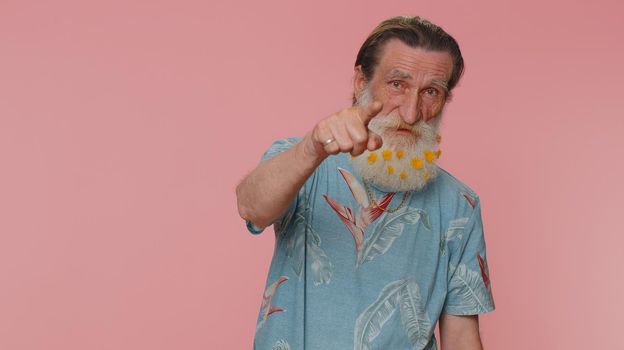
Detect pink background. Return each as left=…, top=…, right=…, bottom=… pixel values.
left=1, top=0, right=623, bottom=349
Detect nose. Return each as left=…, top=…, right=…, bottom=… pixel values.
left=398, top=92, right=421, bottom=124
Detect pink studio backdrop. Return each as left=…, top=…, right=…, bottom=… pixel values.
left=1, top=0, right=622, bottom=349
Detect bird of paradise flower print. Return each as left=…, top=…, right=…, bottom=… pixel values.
left=259, top=276, right=288, bottom=325
left=461, top=191, right=477, bottom=208
left=477, top=254, right=491, bottom=290
left=323, top=168, right=394, bottom=258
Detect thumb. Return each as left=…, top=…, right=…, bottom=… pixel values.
left=367, top=131, right=383, bottom=151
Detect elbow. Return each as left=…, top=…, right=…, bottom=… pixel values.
left=236, top=182, right=251, bottom=220
left=236, top=182, right=268, bottom=228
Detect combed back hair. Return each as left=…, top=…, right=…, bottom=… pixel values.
left=353, top=16, right=464, bottom=104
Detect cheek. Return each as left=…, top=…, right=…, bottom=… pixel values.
left=380, top=83, right=406, bottom=100
left=424, top=101, right=443, bottom=120
left=420, top=105, right=433, bottom=120
left=382, top=91, right=406, bottom=111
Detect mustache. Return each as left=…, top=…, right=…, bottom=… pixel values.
left=369, top=114, right=428, bottom=135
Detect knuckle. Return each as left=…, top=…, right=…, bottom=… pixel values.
left=337, top=109, right=350, bottom=119
left=340, top=142, right=354, bottom=152
left=315, top=120, right=329, bottom=134
left=355, top=111, right=365, bottom=120
left=352, top=132, right=367, bottom=144
left=321, top=115, right=335, bottom=127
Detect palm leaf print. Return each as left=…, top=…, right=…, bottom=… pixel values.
left=284, top=214, right=306, bottom=278
left=308, top=226, right=333, bottom=285
left=446, top=264, right=494, bottom=313
left=272, top=339, right=291, bottom=350
left=417, top=209, right=432, bottom=230
left=398, top=280, right=431, bottom=349
left=357, top=207, right=429, bottom=267
left=278, top=189, right=333, bottom=285
left=354, top=278, right=431, bottom=350
left=274, top=207, right=295, bottom=240
left=439, top=217, right=469, bottom=256
left=283, top=213, right=333, bottom=285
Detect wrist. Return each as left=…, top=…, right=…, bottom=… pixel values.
left=297, top=132, right=328, bottom=168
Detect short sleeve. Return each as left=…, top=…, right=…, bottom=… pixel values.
left=244, top=137, right=302, bottom=235
left=442, top=198, right=495, bottom=315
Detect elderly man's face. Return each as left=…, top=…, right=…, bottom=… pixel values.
left=350, top=39, right=454, bottom=192
left=355, top=38, right=454, bottom=128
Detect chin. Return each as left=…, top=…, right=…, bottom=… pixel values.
left=356, top=162, right=439, bottom=192
left=350, top=142, right=440, bottom=193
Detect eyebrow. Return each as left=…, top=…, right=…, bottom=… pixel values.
left=430, top=79, right=449, bottom=91
left=385, top=69, right=449, bottom=91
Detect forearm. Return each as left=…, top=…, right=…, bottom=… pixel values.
left=236, top=133, right=326, bottom=229
left=440, top=335, right=483, bottom=350
left=237, top=100, right=383, bottom=229
left=439, top=314, right=483, bottom=350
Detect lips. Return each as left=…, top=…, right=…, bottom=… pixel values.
left=387, top=129, right=412, bottom=136
left=386, top=128, right=419, bottom=138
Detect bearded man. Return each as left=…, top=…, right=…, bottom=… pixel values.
left=236, top=16, right=495, bottom=350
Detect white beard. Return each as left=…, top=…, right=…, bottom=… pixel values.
left=350, top=88, right=442, bottom=192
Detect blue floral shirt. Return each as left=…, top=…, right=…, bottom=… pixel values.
left=247, top=138, right=495, bottom=350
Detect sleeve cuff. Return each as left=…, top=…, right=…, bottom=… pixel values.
left=246, top=220, right=265, bottom=235
left=442, top=304, right=496, bottom=316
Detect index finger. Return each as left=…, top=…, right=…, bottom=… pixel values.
left=357, top=100, right=383, bottom=125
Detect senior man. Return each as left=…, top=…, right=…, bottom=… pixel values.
left=237, top=16, right=495, bottom=350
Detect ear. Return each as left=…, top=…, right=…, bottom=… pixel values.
left=353, top=65, right=367, bottom=98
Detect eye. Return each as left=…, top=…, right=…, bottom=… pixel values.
left=423, top=87, right=439, bottom=97
left=389, top=81, right=402, bottom=90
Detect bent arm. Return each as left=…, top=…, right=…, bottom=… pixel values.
left=236, top=133, right=326, bottom=229
left=236, top=101, right=383, bottom=230
left=439, top=314, right=483, bottom=350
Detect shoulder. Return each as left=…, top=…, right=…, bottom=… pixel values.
left=435, top=168, right=479, bottom=198
left=432, top=167, right=481, bottom=213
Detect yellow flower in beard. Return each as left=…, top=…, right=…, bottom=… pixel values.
left=368, top=152, right=378, bottom=164
left=382, top=149, right=393, bottom=160
left=435, top=149, right=442, bottom=159
left=396, top=149, right=404, bottom=159
left=411, top=157, right=423, bottom=170
left=423, top=171, right=431, bottom=181
left=387, top=165, right=395, bottom=174
left=424, top=150, right=435, bottom=163
left=400, top=171, right=407, bottom=179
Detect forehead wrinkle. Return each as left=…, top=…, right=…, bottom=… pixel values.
left=380, top=59, right=451, bottom=86
left=374, top=40, right=454, bottom=83
left=385, top=69, right=412, bottom=80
